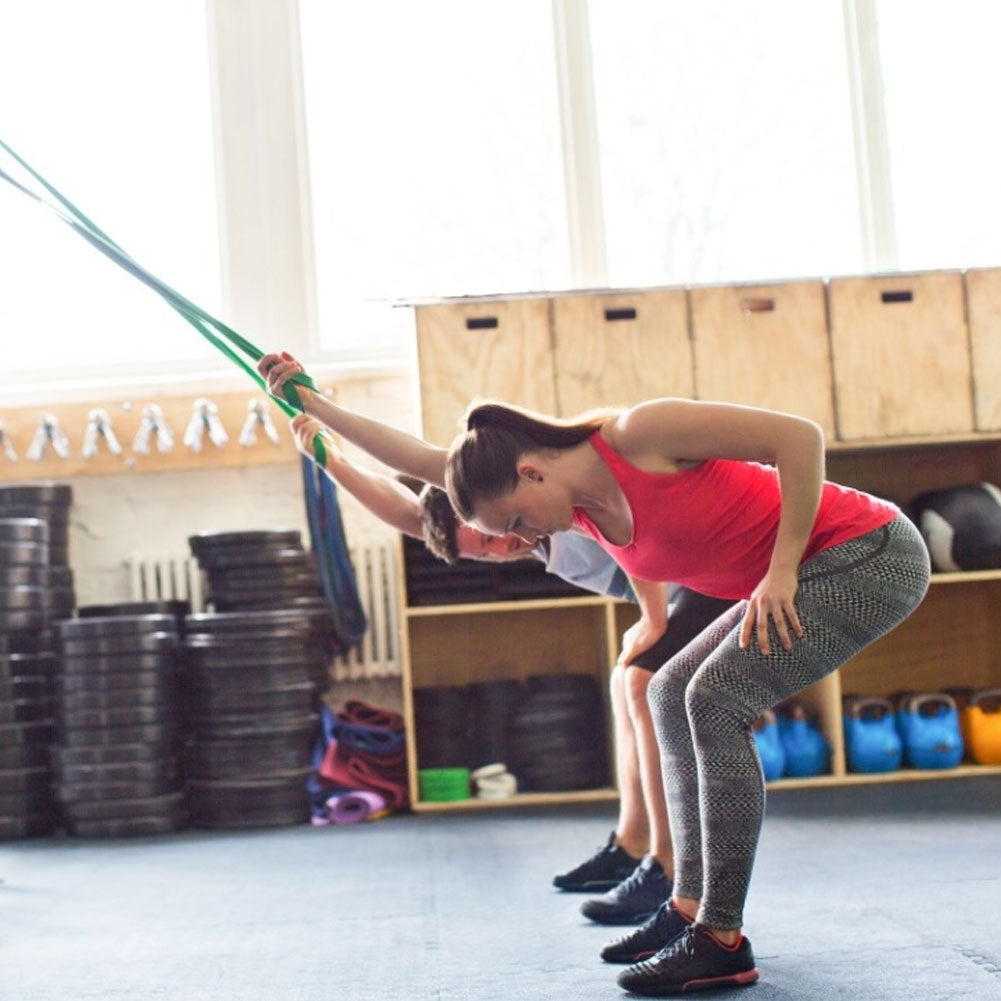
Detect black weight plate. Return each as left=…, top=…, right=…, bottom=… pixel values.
left=58, top=670, right=175, bottom=694
left=193, top=543, right=306, bottom=565
left=186, top=663, right=313, bottom=689
left=0, top=813, right=56, bottom=839
left=0, top=586, right=47, bottom=610
left=0, top=651, right=57, bottom=678
left=55, top=775, right=179, bottom=803
left=61, top=789, right=184, bottom=823
left=0, top=699, right=52, bottom=725
left=0, top=674, right=48, bottom=702
left=58, top=653, right=177, bottom=678
left=0, top=566, right=48, bottom=589
left=59, top=632, right=177, bottom=657
left=0, top=718, right=55, bottom=748
left=0, top=518, right=48, bottom=543
left=66, top=812, right=186, bottom=838
left=48, top=544, right=69, bottom=565
left=0, top=742, right=49, bottom=769
left=186, top=684, right=315, bottom=719
left=57, top=722, right=176, bottom=748
left=187, top=712, right=316, bottom=741
left=185, top=609, right=311, bottom=633
left=0, top=609, right=47, bottom=631
left=0, top=765, right=50, bottom=795
left=189, top=529, right=301, bottom=548
left=78, top=600, right=190, bottom=621
left=0, top=632, right=55, bottom=657
left=56, top=615, right=177, bottom=638
left=0, top=482, right=73, bottom=505
left=0, top=541, right=48, bottom=567
left=0, top=787, right=54, bottom=814
left=184, top=741, right=311, bottom=780
left=59, top=705, right=168, bottom=729
left=188, top=776, right=309, bottom=812
left=45, top=521, right=69, bottom=547
left=55, top=759, right=175, bottom=786
left=184, top=627, right=310, bottom=648
left=58, top=687, right=170, bottom=713
left=52, top=742, right=173, bottom=768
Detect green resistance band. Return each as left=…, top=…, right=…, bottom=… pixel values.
left=0, top=138, right=330, bottom=467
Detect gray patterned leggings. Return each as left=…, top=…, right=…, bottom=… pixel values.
left=646, top=515, right=930, bottom=930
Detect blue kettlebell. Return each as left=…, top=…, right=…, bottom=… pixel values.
left=900, top=693, right=964, bottom=770
left=777, top=701, right=830, bottom=778
left=753, top=710, right=786, bottom=781
left=892, top=691, right=918, bottom=765
left=843, top=695, right=902, bottom=773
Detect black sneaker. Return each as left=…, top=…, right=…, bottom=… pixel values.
left=553, top=832, right=642, bottom=892
left=601, top=899, right=692, bottom=964
left=617, top=924, right=759, bottom=995
left=580, top=855, right=672, bottom=925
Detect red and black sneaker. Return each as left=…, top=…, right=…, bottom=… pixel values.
left=552, top=831, right=642, bottom=892
left=617, top=924, right=759, bottom=995
left=601, top=899, right=692, bottom=964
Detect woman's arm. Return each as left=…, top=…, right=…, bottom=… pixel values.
left=290, top=414, right=424, bottom=538
left=259, top=352, right=448, bottom=486
left=611, top=398, right=825, bottom=655
left=619, top=576, right=670, bottom=666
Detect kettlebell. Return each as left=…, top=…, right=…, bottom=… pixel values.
left=776, top=701, right=830, bottom=778
left=752, top=710, right=786, bottom=781
left=943, top=687, right=975, bottom=747
left=899, top=693, right=964, bottom=770
left=843, top=695, right=902, bottom=773
left=964, top=688, right=1001, bottom=765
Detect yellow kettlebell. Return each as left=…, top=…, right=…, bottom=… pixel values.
left=963, top=688, right=1001, bottom=765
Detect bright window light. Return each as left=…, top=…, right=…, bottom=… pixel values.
left=588, top=0, right=863, bottom=287
left=0, top=1, right=222, bottom=381
left=298, top=0, right=570, bottom=355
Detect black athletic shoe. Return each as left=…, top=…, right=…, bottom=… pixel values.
left=617, top=924, right=759, bottom=995
left=580, top=855, right=672, bottom=925
left=601, top=899, right=692, bottom=964
left=553, top=832, right=642, bottom=892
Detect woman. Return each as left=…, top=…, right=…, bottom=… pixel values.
left=444, top=396, right=930, bottom=995
left=259, top=354, right=731, bottom=957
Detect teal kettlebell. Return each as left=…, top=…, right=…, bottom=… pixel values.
left=777, top=701, right=830, bottom=778
left=900, top=693, right=964, bottom=770
left=753, top=710, right=786, bottom=781
left=843, top=695, right=902, bottom=773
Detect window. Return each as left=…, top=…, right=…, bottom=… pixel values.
left=876, top=0, right=1001, bottom=272
left=588, top=0, right=863, bottom=287
left=298, top=0, right=570, bottom=356
left=0, top=1, right=221, bottom=382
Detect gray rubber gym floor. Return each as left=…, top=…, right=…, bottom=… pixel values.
left=2, top=778, right=1000, bottom=1000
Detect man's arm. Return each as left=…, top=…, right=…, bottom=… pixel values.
left=259, top=351, right=447, bottom=486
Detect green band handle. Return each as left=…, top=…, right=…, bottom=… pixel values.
left=0, top=138, right=329, bottom=468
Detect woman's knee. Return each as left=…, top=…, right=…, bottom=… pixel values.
left=646, top=662, right=688, bottom=717
left=623, top=665, right=653, bottom=722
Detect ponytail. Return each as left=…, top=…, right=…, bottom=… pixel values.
left=445, top=400, right=617, bottom=521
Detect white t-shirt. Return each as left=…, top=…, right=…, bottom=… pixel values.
left=536, top=532, right=636, bottom=602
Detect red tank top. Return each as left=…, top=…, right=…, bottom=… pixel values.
left=572, top=431, right=898, bottom=600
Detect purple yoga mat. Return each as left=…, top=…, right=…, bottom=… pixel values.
left=325, top=789, right=386, bottom=824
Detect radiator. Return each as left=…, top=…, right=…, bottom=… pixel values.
left=124, top=538, right=401, bottom=681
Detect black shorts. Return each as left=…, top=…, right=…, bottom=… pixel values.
left=629, top=587, right=737, bottom=673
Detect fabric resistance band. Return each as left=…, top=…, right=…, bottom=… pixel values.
left=0, top=138, right=329, bottom=466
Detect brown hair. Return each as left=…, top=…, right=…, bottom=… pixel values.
left=445, top=400, right=616, bottom=521
left=418, top=484, right=460, bottom=564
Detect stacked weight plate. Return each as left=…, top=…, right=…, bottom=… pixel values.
left=0, top=483, right=75, bottom=840
left=189, top=530, right=323, bottom=612
left=182, top=610, right=319, bottom=829
left=53, top=613, right=186, bottom=836
left=508, top=674, right=610, bottom=792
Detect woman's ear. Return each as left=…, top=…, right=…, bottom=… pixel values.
left=516, top=460, right=544, bottom=483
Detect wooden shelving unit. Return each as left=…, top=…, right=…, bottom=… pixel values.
left=400, top=272, right=1001, bottom=810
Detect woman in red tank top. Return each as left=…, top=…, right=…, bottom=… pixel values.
left=446, top=395, right=930, bottom=996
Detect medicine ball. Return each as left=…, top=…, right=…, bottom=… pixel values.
left=911, top=483, right=1001, bottom=571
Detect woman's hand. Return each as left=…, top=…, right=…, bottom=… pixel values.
left=290, top=412, right=339, bottom=467
left=258, top=351, right=309, bottom=400
left=619, top=614, right=668, bottom=667
left=740, top=566, right=803, bottom=655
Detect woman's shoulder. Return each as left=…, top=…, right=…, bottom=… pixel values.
left=601, top=399, right=691, bottom=470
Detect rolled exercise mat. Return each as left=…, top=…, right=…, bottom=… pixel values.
left=325, top=789, right=386, bottom=824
